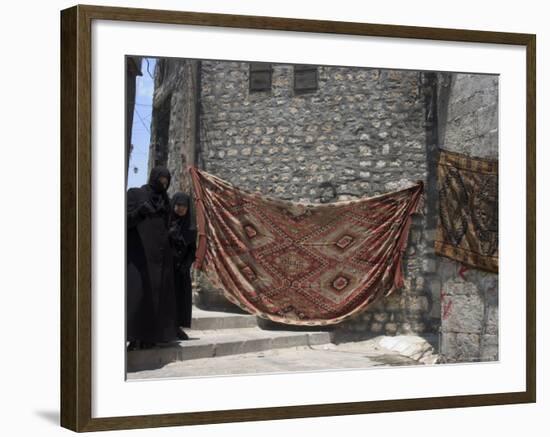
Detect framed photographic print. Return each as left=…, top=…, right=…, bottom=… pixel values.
left=60, top=4, right=536, bottom=432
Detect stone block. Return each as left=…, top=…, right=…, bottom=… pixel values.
left=384, top=294, right=402, bottom=312
left=441, top=291, right=484, bottom=334
left=384, top=322, right=398, bottom=335
left=484, top=304, right=499, bottom=336
left=475, top=105, right=499, bottom=136
left=480, top=334, right=499, bottom=361
left=362, top=312, right=372, bottom=323
left=373, top=312, right=389, bottom=323
left=370, top=322, right=384, bottom=334
left=405, top=295, right=429, bottom=314
left=422, top=258, right=437, bottom=273
left=441, top=332, right=480, bottom=362
left=443, top=278, right=479, bottom=296
left=410, top=321, right=426, bottom=333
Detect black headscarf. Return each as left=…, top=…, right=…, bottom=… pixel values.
left=143, top=166, right=171, bottom=216
left=148, top=166, right=171, bottom=193
left=169, top=192, right=197, bottom=246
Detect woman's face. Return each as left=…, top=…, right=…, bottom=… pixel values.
left=158, top=176, right=169, bottom=190
left=174, top=204, right=188, bottom=217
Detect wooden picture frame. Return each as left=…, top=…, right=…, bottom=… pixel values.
left=60, top=3, right=536, bottom=432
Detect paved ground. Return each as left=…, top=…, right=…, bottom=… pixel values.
left=127, top=336, right=434, bottom=380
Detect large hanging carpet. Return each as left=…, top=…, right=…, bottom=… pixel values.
left=189, top=166, right=424, bottom=326
left=435, top=149, right=498, bottom=273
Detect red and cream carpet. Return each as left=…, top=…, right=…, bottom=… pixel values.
left=190, top=166, right=424, bottom=326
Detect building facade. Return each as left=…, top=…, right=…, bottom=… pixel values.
left=144, top=58, right=498, bottom=362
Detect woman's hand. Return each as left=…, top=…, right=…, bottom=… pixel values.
left=138, top=200, right=157, bottom=217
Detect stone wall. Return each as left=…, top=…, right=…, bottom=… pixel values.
left=435, top=73, right=499, bottom=362
left=197, top=61, right=436, bottom=336
left=148, top=59, right=189, bottom=194
left=146, top=59, right=499, bottom=354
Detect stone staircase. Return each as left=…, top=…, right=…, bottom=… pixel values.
left=126, top=306, right=335, bottom=372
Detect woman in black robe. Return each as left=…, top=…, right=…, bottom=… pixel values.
left=168, top=192, right=197, bottom=341
left=126, top=166, right=178, bottom=350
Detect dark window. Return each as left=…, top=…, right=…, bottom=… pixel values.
left=249, top=63, right=272, bottom=92
left=294, top=65, right=318, bottom=93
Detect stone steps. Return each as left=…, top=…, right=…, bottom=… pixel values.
left=127, top=307, right=334, bottom=372
left=190, top=306, right=258, bottom=330
left=127, top=334, right=440, bottom=379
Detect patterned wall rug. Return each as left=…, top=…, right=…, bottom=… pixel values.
left=189, top=166, right=424, bottom=326
left=435, top=149, right=498, bottom=273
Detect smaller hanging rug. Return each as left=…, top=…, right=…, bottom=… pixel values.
left=435, top=149, right=498, bottom=273
left=189, top=166, right=424, bottom=326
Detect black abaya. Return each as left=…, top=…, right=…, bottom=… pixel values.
left=126, top=166, right=178, bottom=344
left=168, top=192, right=197, bottom=328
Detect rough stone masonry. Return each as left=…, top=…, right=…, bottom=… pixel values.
left=142, top=58, right=498, bottom=363
left=434, top=73, right=499, bottom=363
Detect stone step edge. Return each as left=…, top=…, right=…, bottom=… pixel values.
left=127, top=330, right=333, bottom=373
left=190, top=314, right=258, bottom=330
